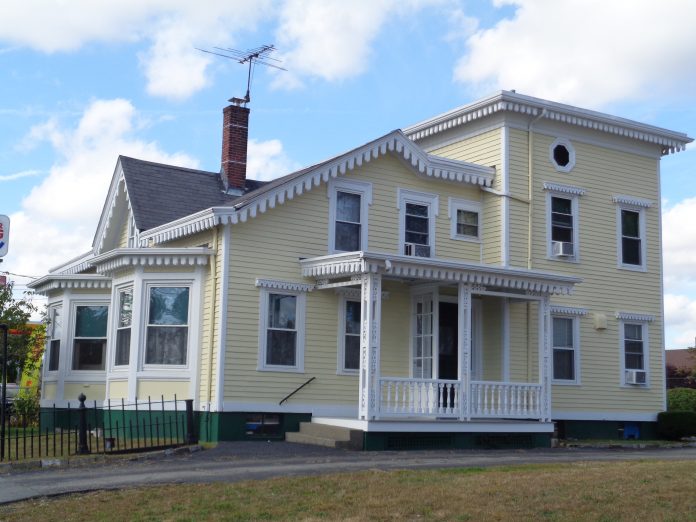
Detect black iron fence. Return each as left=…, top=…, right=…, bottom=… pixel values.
left=0, top=394, right=197, bottom=462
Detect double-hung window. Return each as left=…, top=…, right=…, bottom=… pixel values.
left=552, top=317, right=576, bottom=382
left=617, top=312, right=652, bottom=386
left=339, top=298, right=361, bottom=373
left=399, top=189, right=438, bottom=258
left=328, top=180, right=372, bottom=253
left=258, top=287, right=306, bottom=372
left=544, top=183, right=584, bottom=260
left=114, top=288, right=133, bottom=367
left=145, top=286, right=190, bottom=366
left=47, top=306, right=62, bottom=372
left=613, top=196, right=651, bottom=271
left=448, top=198, right=481, bottom=242
left=72, top=305, right=108, bottom=371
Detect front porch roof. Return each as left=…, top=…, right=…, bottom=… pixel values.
left=300, top=251, right=581, bottom=295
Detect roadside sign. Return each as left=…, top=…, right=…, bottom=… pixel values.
left=0, top=215, right=9, bottom=257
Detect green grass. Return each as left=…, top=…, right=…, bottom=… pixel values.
left=2, top=460, right=696, bottom=521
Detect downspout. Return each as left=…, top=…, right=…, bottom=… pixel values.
left=527, top=108, right=547, bottom=269
left=206, top=227, right=220, bottom=412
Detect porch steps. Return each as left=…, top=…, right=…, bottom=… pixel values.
left=285, top=422, right=363, bottom=450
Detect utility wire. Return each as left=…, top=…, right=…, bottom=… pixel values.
left=0, top=270, right=38, bottom=280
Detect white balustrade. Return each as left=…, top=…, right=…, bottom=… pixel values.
left=378, top=378, right=543, bottom=420
left=379, top=377, right=460, bottom=417
left=470, top=381, right=543, bottom=418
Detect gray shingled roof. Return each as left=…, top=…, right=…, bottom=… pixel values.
left=119, top=156, right=266, bottom=232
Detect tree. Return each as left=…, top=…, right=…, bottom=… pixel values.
left=0, top=281, right=38, bottom=383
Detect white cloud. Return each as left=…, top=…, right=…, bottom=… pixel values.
left=272, top=0, right=441, bottom=89
left=0, top=169, right=41, bottom=182
left=0, top=1, right=271, bottom=100
left=664, top=294, right=696, bottom=348
left=663, top=197, right=696, bottom=292
left=247, top=139, right=301, bottom=181
left=7, top=98, right=198, bottom=279
left=454, top=0, right=696, bottom=107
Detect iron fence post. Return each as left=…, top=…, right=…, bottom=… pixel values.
left=185, top=399, right=197, bottom=445
left=77, top=394, right=89, bottom=455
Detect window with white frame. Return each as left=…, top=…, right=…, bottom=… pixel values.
left=72, top=305, right=108, bottom=371
left=448, top=198, right=481, bottom=241
left=145, top=286, right=190, bottom=366
left=259, top=288, right=306, bottom=371
left=617, top=312, right=652, bottom=386
left=398, top=189, right=438, bottom=258
left=614, top=196, right=650, bottom=270
left=552, top=316, right=578, bottom=382
left=114, top=288, right=133, bottom=367
left=127, top=214, right=138, bottom=248
left=338, top=298, right=361, bottom=373
left=328, top=179, right=372, bottom=253
left=544, top=183, right=584, bottom=261
left=47, top=306, right=62, bottom=372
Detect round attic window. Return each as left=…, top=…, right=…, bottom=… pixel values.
left=549, top=138, right=576, bottom=173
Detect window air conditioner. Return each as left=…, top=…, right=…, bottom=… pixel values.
left=625, top=369, right=647, bottom=385
left=552, top=241, right=574, bottom=257
left=404, top=242, right=416, bottom=256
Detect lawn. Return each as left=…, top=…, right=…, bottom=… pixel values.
left=2, top=460, right=695, bottom=521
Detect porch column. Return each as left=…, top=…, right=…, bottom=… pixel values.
left=538, top=295, right=552, bottom=421
left=457, top=283, right=472, bottom=421
left=358, top=272, right=382, bottom=420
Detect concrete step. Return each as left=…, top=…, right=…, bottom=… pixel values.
left=286, top=422, right=363, bottom=450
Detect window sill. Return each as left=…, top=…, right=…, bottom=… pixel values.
left=451, top=235, right=481, bottom=243
left=552, top=380, right=581, bottom=386
left=337, top=369, right=359, bottom=376
left=618, top=264, right=647, bottom=273
left=620, top=383, right=650, bottom=389
left=257, top=365, right=305, bottom=374
left=546, top=255, right=579, bottom=264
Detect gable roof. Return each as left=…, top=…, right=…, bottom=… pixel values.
left=404, top=91, right=693, bottom=155
left=139, top=129, right=496, bottom=245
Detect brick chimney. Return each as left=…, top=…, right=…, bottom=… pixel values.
left=221, top=103, right=250, bottom=193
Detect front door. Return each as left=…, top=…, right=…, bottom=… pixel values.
left=437, top=299, right=482, bottom=380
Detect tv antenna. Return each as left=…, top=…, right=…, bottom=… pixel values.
left=196, top=44, right=286, bottom=105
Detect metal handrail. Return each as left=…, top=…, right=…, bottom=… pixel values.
left=279, top=377, right=316, bottom=405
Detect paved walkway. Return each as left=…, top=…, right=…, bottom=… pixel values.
left=1, top=442, right=696, bottom=504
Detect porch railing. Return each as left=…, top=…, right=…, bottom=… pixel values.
left=470, top=381, right=542, bottom=419
left=379, top=377, right=461, bottom=418
left=378, top=378, right=543, bottom=420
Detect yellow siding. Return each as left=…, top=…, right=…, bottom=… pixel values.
left=158, top=229, right=218, bottom=405
left=109, top=380, right=128, bottom=399
left=43, top=382, right=57, bottom=400
left=117, top=215, right=129, bottom=248
left=137, top=380, right=189, bottom=400
left=481, top=296, right=503, bottom=380
left=431, top=129, right=503, bottom=265
left=64, top=383, right=105, bottom=402
left=508, top=129, right=532, bottom=267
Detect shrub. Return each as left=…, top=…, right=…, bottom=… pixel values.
left=667, top=387, right=696, bottom=412
left=657, top=411, right=696, bottom=440
left=11, top=387, right=40, bottom=426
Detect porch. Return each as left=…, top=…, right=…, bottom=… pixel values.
left=301, top=251, right=581, bottom=424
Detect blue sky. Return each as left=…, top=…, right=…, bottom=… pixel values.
left=1, top=0, right=695, bottom=348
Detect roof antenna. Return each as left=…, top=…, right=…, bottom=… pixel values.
left=196, top=44, right=287, bottom=105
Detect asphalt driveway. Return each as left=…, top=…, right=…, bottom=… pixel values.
left=1, top=442, right=696, bottom=504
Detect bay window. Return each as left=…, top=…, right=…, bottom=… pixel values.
left=145, top=286, right=190, bottom=366
left=72, top=305, right=108, bottom=371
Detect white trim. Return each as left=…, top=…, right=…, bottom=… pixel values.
left=550, top=305, right=588, bottom=316
left=215, top=224, right=230, bottom=411
left=404, top=90, right=692, bottom=155
left=92, top=247, right=213, bottom=276
left=257, top=288, right=306, bottom=373
left=337, top=295, right=360, bottom=375
left=255, top=278, right=314, bottom=293
left=327, top=178, right=372, bottom=253
left=615, top=311, right=655, bottom=322
left=501, top=125, right=510, bottom=266
left=612, top=194, right=653, bottom=208
left=551, top=314, right=581, bottom=385
left=28, top=275, right=111, bottom=295
left=448, top=197, right=482, bottom=242
left=618, top=318, right=650, bottom=387
left=222, top=401, right=357, bottom=417
left=335, top=288, right=390, bottom=300
left=543, top=182, right=586, bottom=196
left=552, top=410, right=658, bottom=422
left=549, top=137, right=576, bottom=172
left=313, top=417, right=555, bottom=433
left=615, top=203, right=648, bottom=271
left=546, top=190, right=581, bottom=263
left=397, top=189, right=439, bottom=258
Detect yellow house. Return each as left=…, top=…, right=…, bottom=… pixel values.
left=29, top=91, right=692, bottom=449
